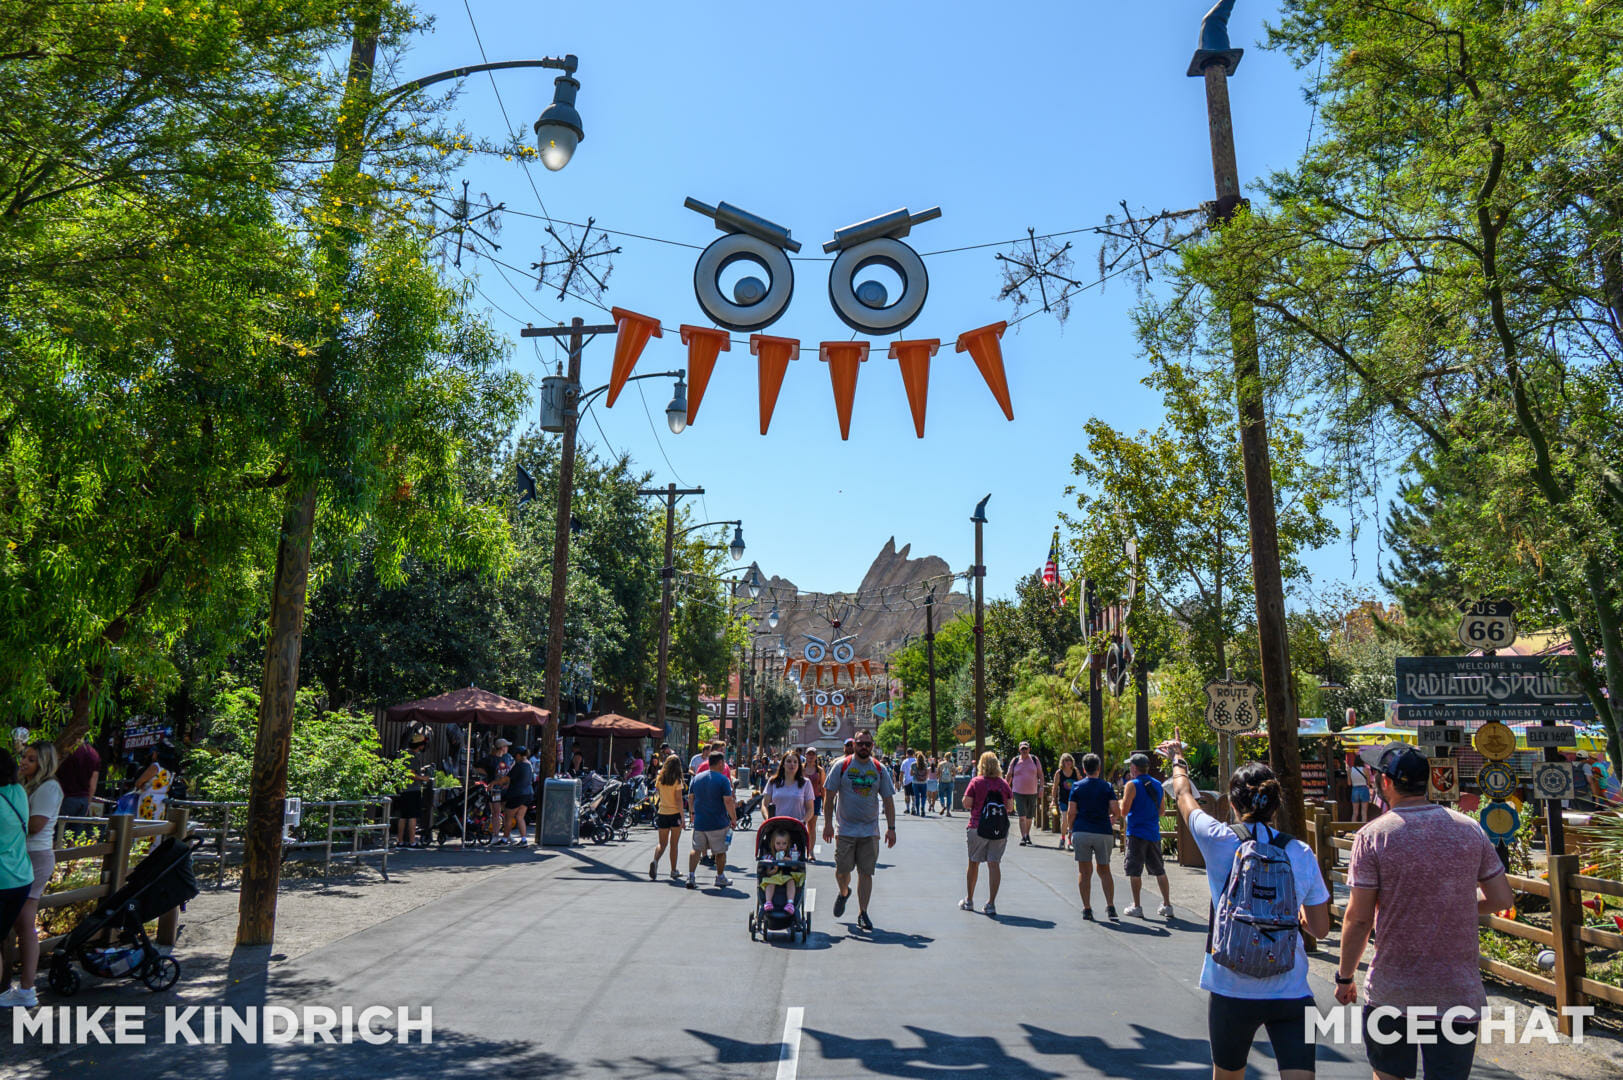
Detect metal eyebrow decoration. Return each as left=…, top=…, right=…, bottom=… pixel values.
left=822, top=206, right=942, bottom=335
left=685, top=198, right=800, bottom=332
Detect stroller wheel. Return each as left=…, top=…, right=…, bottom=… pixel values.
left=49, top=961, right=80, bottom=996
left=748, top=913, right=756, bottom=940
left=592, top=823, right=612, bottom=845
left=142, top=955, right=180, bottom=992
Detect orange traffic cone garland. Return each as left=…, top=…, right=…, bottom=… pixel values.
left=751, top=334, right=798, bottom=435
left=888, top=339, right=940, bottom=438
left=679, top=325, right=730, bottom=424
left=605, top=308, right=662, bottom=408
left=956, top=321, right=1014, bottom=421
left=820, top=341, right=870, bottom=440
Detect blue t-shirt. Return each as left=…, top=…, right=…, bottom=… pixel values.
left=689, top=770, right=734, bottom=832
left=506, top=759, right=534, bottom=800
left=1068, top=776, right=1114, bottom=835
left=1124, top=775, right=1163, bottom=841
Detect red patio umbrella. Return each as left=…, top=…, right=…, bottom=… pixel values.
left=560, top=713, right=663, bottom=776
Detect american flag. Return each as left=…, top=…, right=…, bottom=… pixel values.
left=1042, top=529, right=1060, bottom=586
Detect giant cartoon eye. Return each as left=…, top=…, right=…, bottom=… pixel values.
left=824, top=207, right=941, bottom=336
left=803, top=636, right=827, bottom=663
left=814, top=690, right=830, bottom=707
left=831, top=638, right=856, bottom=664
left=686, top=198, right=799, bottom=332
left=830, top=690, right=845, bottom=707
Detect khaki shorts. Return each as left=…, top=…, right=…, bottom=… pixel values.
left=1124, top=834, right=1165, bottom=877
left=691, top=828, right=729, bottom=856
left=834, top=834, right=879, bottom=876
left=966, top=831, right=1008, bottom=863
left=1072, top=831, right=1113, bottom=867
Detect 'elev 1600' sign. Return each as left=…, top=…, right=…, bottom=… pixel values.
left=1395, top=656, right=1586, bottom=707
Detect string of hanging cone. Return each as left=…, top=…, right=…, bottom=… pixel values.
left=603, top=307, right=1015, bottom=439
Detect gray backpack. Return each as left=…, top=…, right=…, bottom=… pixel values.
left=1209, top=823, right=1300, bottom=978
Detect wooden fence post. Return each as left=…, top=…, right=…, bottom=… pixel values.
left=1546, top=853, right=1585, bottom=1035
left=1314, top=808, right=1334, bottom=882
left=156, top=806, right=191, bottom=947
left=102, top=814, right=133, bottom=893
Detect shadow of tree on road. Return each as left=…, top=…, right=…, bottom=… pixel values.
left=804, top=1025, right=1066, bottom=1079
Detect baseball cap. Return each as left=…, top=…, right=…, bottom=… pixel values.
left=1019, top=741, right=1031, bottom=749
left=494, top=738, right=511, bottom=748
left=1359, top=742, right=1427, bottom=785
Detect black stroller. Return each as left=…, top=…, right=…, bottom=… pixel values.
left=578, top=777, right=632, bottom=844
left=748, top=817, right=811, bottom=943
left=49, top=834, right=201, bottom=995
left=734, top=790, right=767, bottom=831
left=433, top=779, right=495, bottom=847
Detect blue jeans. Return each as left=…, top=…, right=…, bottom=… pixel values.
left=911, top=782, right=927, bottom=814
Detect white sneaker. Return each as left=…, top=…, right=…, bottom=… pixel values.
left=1123, top=904, right=1144, bottom=918
left=0, top=986, right=38, bottom=1007
left=715, top=874, right=732, bottom=888
left=958, top=898, right=974, bottom=911
left=1157, top=903, right=1173, bottom=919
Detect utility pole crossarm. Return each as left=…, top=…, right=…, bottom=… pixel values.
left=522, top=323, right=619, bottom=338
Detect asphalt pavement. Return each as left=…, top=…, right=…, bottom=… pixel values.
left=9, top=806, right=1612, bottom=1079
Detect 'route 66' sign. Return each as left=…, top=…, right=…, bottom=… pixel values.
left=1457, top=599, right=1517, bottom=651
left=1204, top=680, right=1260, bottom=735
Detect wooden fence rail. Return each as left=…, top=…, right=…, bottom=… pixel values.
left=1304, top=802, right=1620, bottom=1036
left=38, top=806, right=193, bottom=953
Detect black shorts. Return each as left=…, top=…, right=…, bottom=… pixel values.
left=1014, top=793, right=1037, bottom=818
left=0, top=884, right=28, bottom=940
left=656, top=812, right=683, bottom=829
left=506, top=798, right=532, bottom=812
left=393, top=791, right=423, bottom=818
left=1208, top=993, right=1316, bottom=1073
left=1364, top=1016, right=1479, bottom=1080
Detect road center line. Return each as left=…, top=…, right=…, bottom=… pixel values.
left=775, top=1006, right=804, bottom=1080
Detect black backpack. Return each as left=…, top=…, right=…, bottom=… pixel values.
left=977, top=785, right=1010, bottom=840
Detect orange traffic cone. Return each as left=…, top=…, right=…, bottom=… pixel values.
left=888, top=339, right=939, bottom=438
left=751, top=334, right=798, bottom=435
left=955, top=321, right=1013, bottom=421
left=820, top=341, right=870, bottom=440
left=606, top=308, right=662, bottom=407
left=679, top=325, right=730, bottom=424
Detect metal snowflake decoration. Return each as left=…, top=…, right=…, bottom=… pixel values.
left=430, top=180, right=504, bottom=269
left=996, top=227, right=1084, bottom=326
left=531, top=217, right=621, bottom=303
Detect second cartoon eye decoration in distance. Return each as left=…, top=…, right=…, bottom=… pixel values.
left=685, top=199, right=940, bottom=335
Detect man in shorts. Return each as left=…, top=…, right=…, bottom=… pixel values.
left=1006, top=742, right=1044, bottom=846
left=822, top=730, right=896, bottom=932
left=687, top=751, right=737, bottom=890
left=1120, top=752, right=1172, bottom=920
left=1338, top=744, right=1513, bottom=1080
left=1062, top=752, right=1121, bottom=921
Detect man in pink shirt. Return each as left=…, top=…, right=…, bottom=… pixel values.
left=1005, top=742, right=1044, bottom=847
left=1337, top=744, right=1514, bottom=1080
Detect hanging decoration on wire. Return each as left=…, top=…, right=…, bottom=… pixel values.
left=824, top=206, right=940, bottom=335
left=431, top=180, right=504, bottom=270
left=531, top=216, right=621, bottom=303
left=996, top=226, right=1082, bottom=327
left=686, top=198, right=800, bottom=332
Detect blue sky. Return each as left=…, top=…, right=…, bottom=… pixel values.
left=408, top=1, right=1383, bottom=602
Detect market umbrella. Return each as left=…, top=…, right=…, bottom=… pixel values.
left=559, top=713, right=663, bottom=776
left=385, top=687, right=551, bottom=846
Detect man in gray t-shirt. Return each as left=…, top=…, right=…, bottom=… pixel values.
left=822, top=731, right=896, bottom=932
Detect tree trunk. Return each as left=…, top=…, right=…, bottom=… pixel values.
left=237, top=483, right=317, bottom=946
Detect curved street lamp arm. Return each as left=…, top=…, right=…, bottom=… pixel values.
left=679, top=519, right=742, bottom=537
left=577, top=370, right=685, bottom=411
left=378, top=56, right=578, bottom=109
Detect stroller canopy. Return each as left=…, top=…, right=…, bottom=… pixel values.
left=754, top=816, right=810, bottom=859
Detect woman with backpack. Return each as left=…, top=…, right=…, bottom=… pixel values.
left=1163, top=745, right=1330, bottom=1080
left=959, top=751, right=1013, bottom=917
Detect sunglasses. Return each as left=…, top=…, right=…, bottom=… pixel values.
left=856, top=741, right=874, bottom=748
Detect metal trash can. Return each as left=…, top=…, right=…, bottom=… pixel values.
left=952, top=774, right=972, bottom=810
left=540, top=778, right=579, bottom=846
left=736, top=766, right=751, bottom=793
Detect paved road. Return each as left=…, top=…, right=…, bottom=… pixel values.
left=11, top=808, right=1606, bottom=1078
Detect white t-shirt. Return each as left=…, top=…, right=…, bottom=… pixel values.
left=1188, top=808, right=1330, bottom=1000
left=1350, top=765, right=1369, bottom=789
left=901, top=757, right=918, bottom=785
left=688, top=753, right=705, bottom=774
left=27, top=778, right=63, bottom=852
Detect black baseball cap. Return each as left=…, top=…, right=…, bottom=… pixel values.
left=1359, top=742, right=1427, bottom=785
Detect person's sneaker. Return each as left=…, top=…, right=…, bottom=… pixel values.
left=856, top=911, right=873, bottom=931
left=833, top=890, right=849, bottom=917
left=1106, top=905, right=1119, bottom=921
left=649, top=860, right=658, bottom=881
left=958, top=898, right=974, bottom=911
left=670, top=869, right=682, bottom=881
left=715, top=874, right=731, bottom=888
left=686, top=873, right=697, bottom=890
left=982, top=902, right=997, bottom=917
left=1124, top=904, right=1144, bottom=918
left=1157, top=903, right=1173, bottom=919
left=1082, top=908, right=1095, bottom=921
left=494, top=837, right=509, bottom=846
left=0, top=986, right=37, bottom=1007
left=514, top=838, right=528, bottom=848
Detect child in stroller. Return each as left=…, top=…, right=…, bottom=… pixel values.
left=748, top=817, right=810, bottom=942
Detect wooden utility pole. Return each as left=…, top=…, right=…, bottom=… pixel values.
left=971, top=496, right=990, bottom=757
left=637, top=483, right=705, bottom=756
left=1194, top=36, right=1304, bottom=835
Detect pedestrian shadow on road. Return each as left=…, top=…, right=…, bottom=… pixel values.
left=686, top=1028, right=790, bottom=1066
left=828, top=924, right=934, bottom=949
left=1099, top=918, right=1171, bottom=937
left=803, top=1024, right=1066, bottom=1079
left=985, top=913, right=1056, bottom=930
left=1023, top=1021, right=1359, bottom=1078
left=555, top=846, right=648, bottom=883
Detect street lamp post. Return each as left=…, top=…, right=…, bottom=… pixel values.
left=638, top=483, right=706, bottom=757
left=971, top=495, right=990, bottom=758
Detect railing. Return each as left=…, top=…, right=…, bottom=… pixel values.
left=170, top=798, right=393, bottom=886
left=39, top=806, right=194, bottom=952
left=1304, top=803, right=1622, bottom=1036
